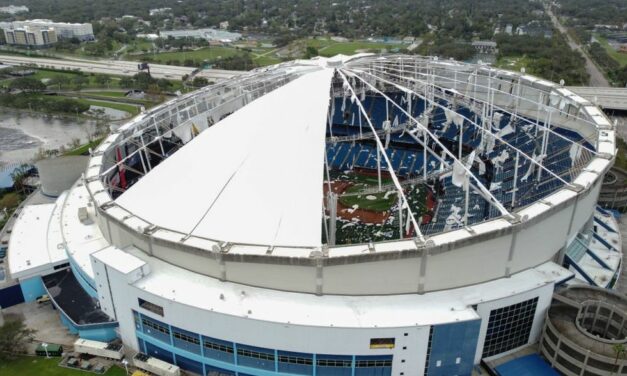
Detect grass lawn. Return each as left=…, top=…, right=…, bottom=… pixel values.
left=252, top=54, right=282, bottom=66
left=594, top=34, right=627, bottom=67
left=78, top=98, right=139, bottom=115
left=31, top=69, right=124, bottom=89
left=90, top=91, right=128, bottom=98
left=0, top=356, right=126, bottom=376
left=494, top=55, right=535, bottom=72
left=141, top=46, right=241, bottom=64
left=64, top=137, right=104, bottom=156
left=0, top=191, right=21, bottom=210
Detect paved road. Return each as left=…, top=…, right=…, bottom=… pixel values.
left=546, top=6, right=610, bottom=87
left=567, top=86, right=627, bottom=110
left=0, top=54, right=241, bottom=81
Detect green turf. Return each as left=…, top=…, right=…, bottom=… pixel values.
left=594, top=34, right=627, bottom=67
left=0, top=356, right=127, bottom=376
left=339, top=184, right=398, bottom=212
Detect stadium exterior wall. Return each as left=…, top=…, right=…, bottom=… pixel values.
left=92, top=248, right=560, bottom=376
left=94, top=176, right=603, bottom=295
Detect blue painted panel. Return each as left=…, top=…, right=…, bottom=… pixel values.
left=176, top=354, right=204, bottom=375
left=19, top=276, right=46, bottom=302
left=0, top=283, right=25, bottom=308
left=207, top=364, right=236, bottom=376
left=495, top=354, right=560, bottom=376
left=426, top=320, right=480, bottom=376
left=137, top=337, right=146, bottom=353
left=59, top=312, right=79, bottom=334
left=146, top=340, right=174, bottom=364
left=68, top=255, right=97, bottom=297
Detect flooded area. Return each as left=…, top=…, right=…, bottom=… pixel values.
left=0, top=110, right=96, bottom=167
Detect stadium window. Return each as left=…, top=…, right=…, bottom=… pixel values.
left=237, top=348, right=274, bottom=361
left=138, top=298, right=164, bottom=316
left=141, top=317, right=169, bottom=335
left=278, top=354, right=313, bottom=365
left=203, top=339, right=234, bottom=354
left=482, top=297, right=539, bottom=358
left=370, top=338, right=395, bottom=349
left=316, top=358, right=352, bottom=368
left=173, top=330, right=200, bottom=345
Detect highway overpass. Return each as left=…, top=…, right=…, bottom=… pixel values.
left=567, top=86, right=627, bottom=111
left=0, top=54, right=241, bottom=82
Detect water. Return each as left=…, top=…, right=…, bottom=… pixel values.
left=0, top=110, right=96, bottom=166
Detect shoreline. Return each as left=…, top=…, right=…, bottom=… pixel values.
left=0, top=108, right=96, bottom=166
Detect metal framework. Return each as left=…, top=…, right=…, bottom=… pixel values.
left=91, top=55, right=603, bottom=250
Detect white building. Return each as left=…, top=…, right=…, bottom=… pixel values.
left=4, top=25, right=57, bottom=47
left=0, top=19, right=93, bottom=41
left=2, top=55, right=620, bottom=376
left=0, top=5, right=28, bottom=14
left=159, top=28, right=241, bottom=43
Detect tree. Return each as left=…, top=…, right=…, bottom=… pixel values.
left=0, top=317, right=35, bottom=359
left=72, top=75, right=89, bottom=90
left=49, top=75, right=71, bottom=90
left=95, top=74, right=111, bottom=88
left=192, top=76, right=209, bottom=87
left=10, top=164, right=32, bottom=195
left=119, top=76, right=134, bottom=89
left=305, top=46, right=318, bottom=59
left=9, top=77, right=46, bottom=93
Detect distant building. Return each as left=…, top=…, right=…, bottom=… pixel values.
left=149, top=8, right=171, bottom=16
left=136, top=33, right=159, bottom=40
left=0, top=5, right=28, bottom=14
left=471, top=40, right=498, bottom=54
left=505, top=24, right=513, bottom=35
left=219, top=21, right=229, bottom=30
left=0, top=19, right=94, bottom=41
left=3, top=25, right=57, bottom=48
left=159, top=28, right=241, bottom=43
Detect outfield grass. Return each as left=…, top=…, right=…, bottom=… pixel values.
left=338, top=173, right=396, bottom=211
left=594, top=34, right=627, bottom=67
left=340, top=184, right=397, bottom=212
left=141, top=46, right=241, bottom=64
left=0, top=356, right=127, bottom=376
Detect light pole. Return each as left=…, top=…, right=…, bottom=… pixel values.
left=122, top=359, right=129, bottom=375
left=42, top=342, right=49, bottom=358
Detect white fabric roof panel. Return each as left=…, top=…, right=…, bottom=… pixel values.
left=116, top=68, right=333, bottom=247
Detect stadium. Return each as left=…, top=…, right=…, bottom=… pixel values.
left=5, top=54, right=623, bottom=376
